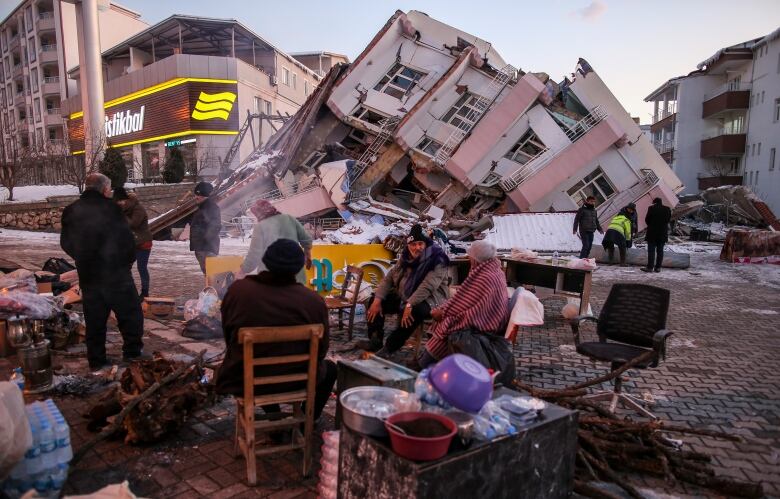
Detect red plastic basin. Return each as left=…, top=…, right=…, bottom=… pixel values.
left=385, top=412, right=457, bottom=461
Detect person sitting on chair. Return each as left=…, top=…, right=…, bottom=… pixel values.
left=216, top=239, right=336, bottom=420
left=359, top=224, right=449, bottom=357
left=420, top=240, right=508, bottom=368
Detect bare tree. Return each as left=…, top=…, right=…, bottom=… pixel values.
left=58, top=130, right=107, bottom=193
left=193, top=145, right=220, bottom=182
left=0, top=138, right=32, bottom=201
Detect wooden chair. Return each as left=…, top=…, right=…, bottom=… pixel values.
left=234, top=324, right=323, bottom=485
left=324, top=266, right=364, bottom=341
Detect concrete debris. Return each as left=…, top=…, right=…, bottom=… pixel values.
left=153, top=10, right=683, bottom=242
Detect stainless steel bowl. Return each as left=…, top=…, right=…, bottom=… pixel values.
left=339, top=386, right=420, bottom=437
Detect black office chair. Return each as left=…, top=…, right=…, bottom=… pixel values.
left=570, top=283, right=672, bottom=419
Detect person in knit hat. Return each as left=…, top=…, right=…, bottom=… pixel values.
left=236, top=199, right=313, bottom=285
left=114, top=187, right=153, bottom=298
left=190, top=182, right=221, bottom=274
left=358, top=224, right=450, bottom=356
left=216, top=239, right=336, bottom=420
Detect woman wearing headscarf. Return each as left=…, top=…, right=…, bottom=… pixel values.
left=237, top=199, right=313, bottom=284
left=113, top=187, right=153, bottom=298
left=421, top=240, right=508, bottom=368
left=359, top=224, right=450, bottom=356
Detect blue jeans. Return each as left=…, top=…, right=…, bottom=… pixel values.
left=135, top=249, right=151, bottom=296
left=579, top=231, right=595, bottom=259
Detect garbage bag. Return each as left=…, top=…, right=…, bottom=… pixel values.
left=210, top=272, right=235, bottom=300
left=0, top=381, right=32, bottom=481
left=42, top=257, right=75, bottom=275
left=183, top=287, right=220, bottom=321
left=181, top=315, right=223, bottom=340
left=448, top=329, right=516, bottom=386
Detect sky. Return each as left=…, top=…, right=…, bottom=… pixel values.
left=1, top=0, right=779, bottom=122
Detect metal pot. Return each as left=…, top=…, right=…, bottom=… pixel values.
left=339, top=386, right=420, bottom=437
left=6, top=316, right=31, bottom=348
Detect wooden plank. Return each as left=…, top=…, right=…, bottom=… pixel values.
left=252, top=390, right=308, bottom=405
left=253, top=373, right=308, bottom=386
left=252, top=354, right=309, bottom=366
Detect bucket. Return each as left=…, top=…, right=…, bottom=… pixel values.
left=18, top=340, right=53, bottom=393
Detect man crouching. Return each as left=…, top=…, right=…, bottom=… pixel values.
left=216, top=239, right=336, bottom=420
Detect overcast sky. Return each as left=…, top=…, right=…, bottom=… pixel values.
left=1, top=0, right=779, bottom=122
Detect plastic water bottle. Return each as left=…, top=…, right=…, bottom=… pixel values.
left=24, top=407, right=42, bottom=474
left=46, top=400, right=73, bottom=462
left=552, top=251, right=560, bottom=265
left=10, top=367, right=25, bottom=391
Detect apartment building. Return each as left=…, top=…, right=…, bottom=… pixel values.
left=645, top=27, right=780, bottom=214
left=0, top=0, right=147, bottom=162
left=219, top=10, right=684, bottom=229
left=291, top=51, right=350, bottom=78
left=61, top=15, right=322, bottom=180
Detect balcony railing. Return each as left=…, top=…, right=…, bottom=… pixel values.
left=46, top=107, right=60, bottom=115
left=38, top=12, right=54, bottom=20
left=704, top=82, right=751, bottom=101
left=654, top=139, right=674, bottom=155
left=243, top=178, right=323, bottom=207
left=500, top=106, right=609, bottom=192
left=652, top=102, right=677, bottom=124
left=40, top=44, right=57, bottom=53
left=43, top=76, right=59, bottom=84
left=702, top=123, right=745, bottom=140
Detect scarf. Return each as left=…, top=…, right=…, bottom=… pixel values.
left=251, top=199, right=280, bottom=222
left=399, top=241, right=449, bottom=300
left=426, top=258, right=508, bottom=359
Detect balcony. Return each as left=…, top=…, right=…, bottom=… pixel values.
left=44, top=109, right=62, bottom=126
left=13, top=92, right=26, bottom=107
left=36, top=12, right=56, bottom=32
left=41, top=76, right=60, bottom=96
left=39, top=44, right=58, bottom=64
left=702, top=83, right=750, bottom=119
left=697, top=175, right=743, bottom=190
left=11, top=63, right=23, bottom=79
left=700, top=128, right=746, bottom=158
left=650, top=104, right=676, bottom=133
left=654, top=139, right=674, bottom=164
left=8, top=35, right=21, bottom=52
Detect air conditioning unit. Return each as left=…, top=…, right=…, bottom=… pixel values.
left=270, top=75, right=277, bottom=86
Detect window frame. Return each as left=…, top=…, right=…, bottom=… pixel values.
left=770, top=147, right=776, bottom=171
left=504, top=129, right=547, bottom=165
left=442, top=92, right=488, bottom=131
left=566, top=167, right=617, bottom=207
left=373, top=62, right=426, bottom=100
left=414, top=136, right=443, bottom=157
left=352, top=105, right=389, bottom=126
left=282, top=67, right=291, bottom=86
left=774, top=98, right=780, bottom=123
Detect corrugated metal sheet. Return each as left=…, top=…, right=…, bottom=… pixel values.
left=484, top=213, right=604, bottom=253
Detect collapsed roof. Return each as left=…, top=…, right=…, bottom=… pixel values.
left=152, top=10, right=683, bottom=237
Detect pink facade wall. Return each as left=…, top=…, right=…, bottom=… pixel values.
left=273, top=187, right=335, bottom=218
left=446, top=74, right=546, bottom=186
left=507, top=116, right=625, bottom=210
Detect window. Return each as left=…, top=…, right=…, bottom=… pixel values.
left=48, top=127, right=56, bottom=140
left=758, top=142, right=761, bottom=155
left=352, top=106, right=388, bottom=126
left=301, top=151, right=326, bottom=169
left=264, top=100, right=272, bottom=115
left=282, top=67, right=290, bottom=86
left=28, top=38, right=35, bottom=62
left=504, top=129, right=546, bottom=164
left=415, top=136, right=443, bottom=156
left=442, top=92, right=487, bottom=131
left=30, top=68, right=37, bottom=92
left=567, top=167, right=616, bottom=207
left=770, top=148, right=776, bottom=171
left=304, top=80, right=309, bottom=97
left=34, top=98, right=40, bottom=122
left=35, top=128, right=42, bottom=148
left=748, top=171, right=753, bottom=185
left=25, top=8, right=32, bottom=32
left=752, top=143, right=756, bottom=156
left=254, top=96, right=262, bottom=113
left=761, top=91, right=765, bottom=104
left=373, top=63, right=426, bottom=100
left=291, top=73, right=297, bottom=90
left=774, top=98, right=780, bottom=122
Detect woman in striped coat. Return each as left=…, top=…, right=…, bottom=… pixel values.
left=421, top=240, right=508, bottom=367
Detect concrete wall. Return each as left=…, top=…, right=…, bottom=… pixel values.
left=744, top=35, right=780, bottom=214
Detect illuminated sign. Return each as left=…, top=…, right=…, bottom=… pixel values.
left=105, top=106, right=145, bottom=138
left=165, top=138, right=197, bottom=147
left=192, top=91, right=237, bottom=121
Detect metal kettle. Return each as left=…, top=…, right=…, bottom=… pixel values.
left=6, top=316, right=32, bottom=348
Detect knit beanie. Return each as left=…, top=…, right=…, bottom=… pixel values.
left=113, top=187, right=129, bottom=200
left=262, top=239, right=305, bottom=275
left=194, top=182, right=214, bottom=197
left=406, top=224, right=428, bottom=244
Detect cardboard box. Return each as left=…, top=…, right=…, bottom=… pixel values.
left=143, top=297, right=176, bottom=320
left=37, top=282, right=53, bottom=294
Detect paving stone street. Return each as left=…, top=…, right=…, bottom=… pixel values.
left=1, top=230, right=780, bottom=498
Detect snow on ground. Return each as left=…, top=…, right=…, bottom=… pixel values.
left=0, top=183, right=163, bottom=203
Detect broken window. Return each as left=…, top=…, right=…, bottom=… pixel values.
left=352, top=106, right=388, bottom=126
left=415, top=136, right=443, bottom=157
left=442, top=92, right=487, bottom=131
left=374, top=63, right=426, bottom=100
left=567, top=167, right=616, bottom=207
left=504, top=129, right=547, bottom=165
left=301, top=151, right=326, bottom=169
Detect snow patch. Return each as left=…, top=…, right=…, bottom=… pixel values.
left=742, top=309, right=779, bottom=315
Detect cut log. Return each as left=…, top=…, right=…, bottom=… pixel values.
left=590, top=245, right=691, bottom=269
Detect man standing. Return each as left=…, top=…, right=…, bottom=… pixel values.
left=216, top=239, right=336, bottom=421
left=641, top=198, right=672, bottom=273
left=190, top=182, right=221, bottom=274
left=60, top=173, right=146, bottom=370
left=572, top=196, right=603, bottom=258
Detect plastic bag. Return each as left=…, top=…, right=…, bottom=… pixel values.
left=0, top=270, right=37, bottom=293
left=509, top=248, right=538, bottom=261
left=0, top=291, right=59, bottom=319
left=184, top=287, right=221, bottom=321
left=472, top=400, right=517, bottom=441
left=0, top=382, right=33, bottom=481
left=181, top=315, right=223, bottom=340
left=41, top=257, right=75, bottom=275
left=448, top=329, right=516, bottom=387
left=566, top=257, right=597, bottom=270
left=210, top=272, right=235, bottom=300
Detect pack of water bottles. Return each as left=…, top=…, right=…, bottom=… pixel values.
left=1, top=399, right=72, bottom=499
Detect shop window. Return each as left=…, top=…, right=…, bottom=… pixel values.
left=567, top=167, right=616, bottom=207
left=142, top=142, right=161, bottom=179
left=415, top=136, right=442, bottom=157
left=373, top=63, right=426, bottom=100
left=442, top=92, right=487, bottom=131
left=352, top=106, right=388, bottom=126
left=504, top=129, right=547, bottom=165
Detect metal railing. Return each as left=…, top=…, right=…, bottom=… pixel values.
left=38, top=12, right=54, bottom=20
left=46, top=107, right=60, bottom=115
left=652, top=102, right=677, bottom=124
left=704, top=82, right=751, bottom=101
left=654, top=139, right=674, bottom=155
left=597, top=169, right=659, bottom=223
left=43, top=76, right=59, bottom=84
left=500, top=106, right=608, bottom=192
left=702, top=123, right=745, bottom=140
left=40, top=44, right=57, bottom=52
left=242, top=178, right=323, bottom=211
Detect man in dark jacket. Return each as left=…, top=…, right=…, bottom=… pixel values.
left=572, top=196, right=603, bottom=258
left=190, top=182, right=221, bottom=273
left=641, top=198, right=672, bottom=273
left=216, top=239, right=336, bottom=420
left=60, top=173, right=145, bottom=370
